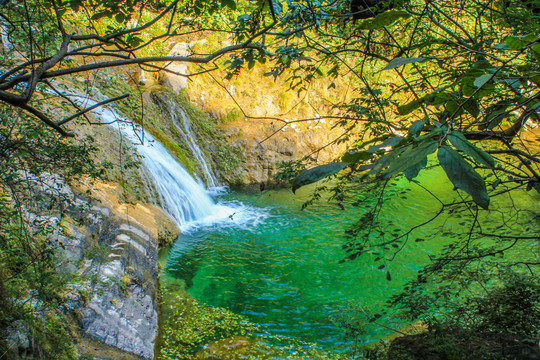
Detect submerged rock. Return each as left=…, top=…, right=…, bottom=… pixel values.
left=196, top=336, right=253, bottom=359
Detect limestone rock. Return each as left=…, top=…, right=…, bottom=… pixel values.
left=162, top=43, right=190, bottom=92
left=53, top=179, right=179, bottom=359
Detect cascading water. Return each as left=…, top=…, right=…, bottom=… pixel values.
left=166, top=99, right=219, bottom=188
left=71, top=94, right=238, bottom=230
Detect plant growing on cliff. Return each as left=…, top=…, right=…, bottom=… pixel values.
left=0, top=103, right=100, bottom=358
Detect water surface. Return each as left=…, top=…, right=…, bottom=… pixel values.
left=160, top=169, right=538, bottom=351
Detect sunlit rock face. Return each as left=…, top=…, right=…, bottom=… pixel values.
left=161, top=40, right=207, bottom=92
left=219, top=118, right=352, bottom=186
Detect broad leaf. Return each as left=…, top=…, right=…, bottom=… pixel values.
left=404, top=157, right=428, bottom=181
left=368, top=151, right=397, bottom=175
left=365, top=136, right=404, bottom=153
left=380, top=140, right=438, bottom=179
left=533, top=181, right=540, bottom=194
left=292, top=162, right=348, bottom=193
left=463, top=98, right=480, bottom=118
left=397, top=98, right=425, bottom=115
left=532, top=44, right=540, bottom=62
left=447, top=131, right=495, bottom=169
left=473, top=74, right=492, bottom=88
left=383, top=57, right=425, bottom=71
left=408, top=120, right=424, bottom=138
left=342, top=151, right=373, bottom=163
left=358, top=10, right=411, bottom=30
left=221, top=0, right=236, bottom=10
left=437, top=146, right=490, bottom=209
left=505, top=34, right=536, bottom=50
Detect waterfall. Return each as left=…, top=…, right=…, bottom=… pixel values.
left=72, top=95, right=233, bottom=230
left=166, top=99, right=219, bottom=188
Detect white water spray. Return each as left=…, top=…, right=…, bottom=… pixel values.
left=72, top=95, right=238, bottom=230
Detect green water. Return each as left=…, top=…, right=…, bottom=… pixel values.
left=160, top=169, right=539, bottom=352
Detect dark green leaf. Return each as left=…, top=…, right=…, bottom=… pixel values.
left=386, top=270, right=392, bottom=281
left=463, top=98, right=480, bottom=118
left=69, top=0, right=83, bottom=12
left=221, top=0, right=237, bottom=10
left=365, top=136, right=404, bottom=154
left=487, top=111, right=507, bottom=129
left=292, top=162, right=348, bottom=193
left=408, top=120, right=424, bottom=138
left=437, top=146, right=490, bottom=209
left=532, top=44, right=540, bottom=62
left=342, top=151, right=373, bottom=163
left=447, top=131, right=495, bottom=168
left=380, top=136, right=404, bottom=148
left=368, top=151, right=397, bottom=175
left=404, top=156, right=428, bottom=181
left=358, top=10, right=411, bottom=30
left=533, top=182, right=540, bottom=194
left=397, top=98, right=425, bottom=115
left=115, top=12, right=126, bottom=23
left=381, top=140, right=438, bottom=179
left=91, top=10, right=112, bottom=20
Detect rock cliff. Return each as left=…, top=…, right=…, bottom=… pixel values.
left=12, top=177, right=179, bottom=360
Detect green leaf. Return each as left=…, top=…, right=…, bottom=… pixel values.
left=380, top=136, right=404, bottom=148
left=531, top=44, right=540, bottom=62
left=437, top=146, right=490, bottom=209
left=221, top=0, right=237, bottom=10
left=473, top=74, right=492, bottom=88
left=380, top=140, right=438, bottom=179
left=91, top=10, right=112, bottom=20
left=115, top=12, right=126, bottom=23
left=408, top=120, right=424, bottom=138
left=397, top=98, right=425, bottom=115
left=505, top=34, right=536, bottom=50
left=342, top=151, right=373, bottom=163
left=358, top=10, right=411, bottom=30
left=69, top=0, right=83, bottom=12
left=292, top=162, right=348, bottom=193
left=505, top=36, right=524, bottom=50
left=447, top=131, right=495, bottom=169
left=404, top=157, right=428, bottom=181
left=383, top=57, right=425, bottom=71
left=462, top=98, right=480, bottom=118
left=368, top=151, right=397, bottom=175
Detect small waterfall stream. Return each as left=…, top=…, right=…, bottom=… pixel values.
left=73, top=94, right=235, bottom=230
left=167, top=100, right=219, bottom=188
